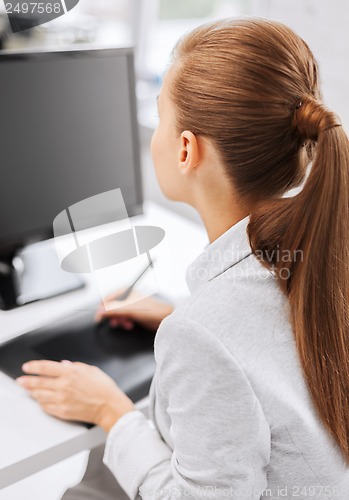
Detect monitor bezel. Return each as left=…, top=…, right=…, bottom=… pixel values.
left=0, top=45, right=144, bottom=256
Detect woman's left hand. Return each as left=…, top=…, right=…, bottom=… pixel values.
left=16, top=360, right=136, bottom=433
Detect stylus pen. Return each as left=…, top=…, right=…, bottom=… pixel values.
left=113, top=257, right=156, bottom=301
left=96, top=258, right=156, bottom=328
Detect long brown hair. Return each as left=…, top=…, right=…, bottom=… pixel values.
left=169, top=18, right=349, bottom=464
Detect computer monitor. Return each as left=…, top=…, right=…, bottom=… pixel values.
left=0, top=46, right=144, bottom=308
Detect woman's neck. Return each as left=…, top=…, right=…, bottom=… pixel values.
left=198, top=202, right=251, bottom=243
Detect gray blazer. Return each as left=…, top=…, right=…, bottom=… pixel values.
left=103, top=215, right=349, bottom=499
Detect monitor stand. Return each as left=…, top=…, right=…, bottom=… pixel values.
left=0, top=256, right=18, bottom=309
left=0, top=240, right=85, bottom=311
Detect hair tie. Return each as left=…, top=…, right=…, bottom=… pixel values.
left=293, top=98, right=342, bottom=141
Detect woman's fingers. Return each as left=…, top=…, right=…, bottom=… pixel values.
left=95, top=312, right=135, bottom=330
left=109, top=317, right=134, bottom=329
left=20, top=359, right=71, bottom=377
left=16, top=360, right=75, bottom=390
left=15, top=359, right=136, bottom=430
left=95, top=290, right=148, bottom=322
left=95, top=293, right=173, bottom=332
left=16, top=375, right=59, bottom=390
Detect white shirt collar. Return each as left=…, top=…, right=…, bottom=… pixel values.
left=185, top=215, right=253, bottom=294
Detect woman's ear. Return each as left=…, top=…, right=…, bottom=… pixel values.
left=178, top=130, right=200, bottom=175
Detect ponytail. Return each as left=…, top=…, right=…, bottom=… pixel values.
left=248, top=98, right=349, bottom=463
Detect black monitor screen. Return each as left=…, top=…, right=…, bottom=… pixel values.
left=0, top=47, right=143, bottom=251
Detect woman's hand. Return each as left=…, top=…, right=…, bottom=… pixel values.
left=16, top=360, right=135, bottom=433
left=95, top=289, right=174, bottom=332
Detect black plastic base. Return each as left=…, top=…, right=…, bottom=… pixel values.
left=0, top=261, right=18, bottom=310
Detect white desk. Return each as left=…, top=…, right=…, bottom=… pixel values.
left=0, top=201, right=207, bottom=490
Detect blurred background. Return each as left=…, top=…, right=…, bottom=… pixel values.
left=0, top=0, right=346, bottom=224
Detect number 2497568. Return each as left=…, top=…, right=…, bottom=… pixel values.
left=5, top=3, right=63, bottom=14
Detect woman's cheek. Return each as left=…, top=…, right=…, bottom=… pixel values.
left=150, top=128, right=165, bottom=182
left=150, top=126, right=160, bottom=165
left=150, top=125, right=178, bottom=200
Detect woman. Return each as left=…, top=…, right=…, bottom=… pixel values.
left=16, top=18, right=349, bottom=499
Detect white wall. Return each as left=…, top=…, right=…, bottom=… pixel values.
left=253, top=0, right=349, bottom=131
